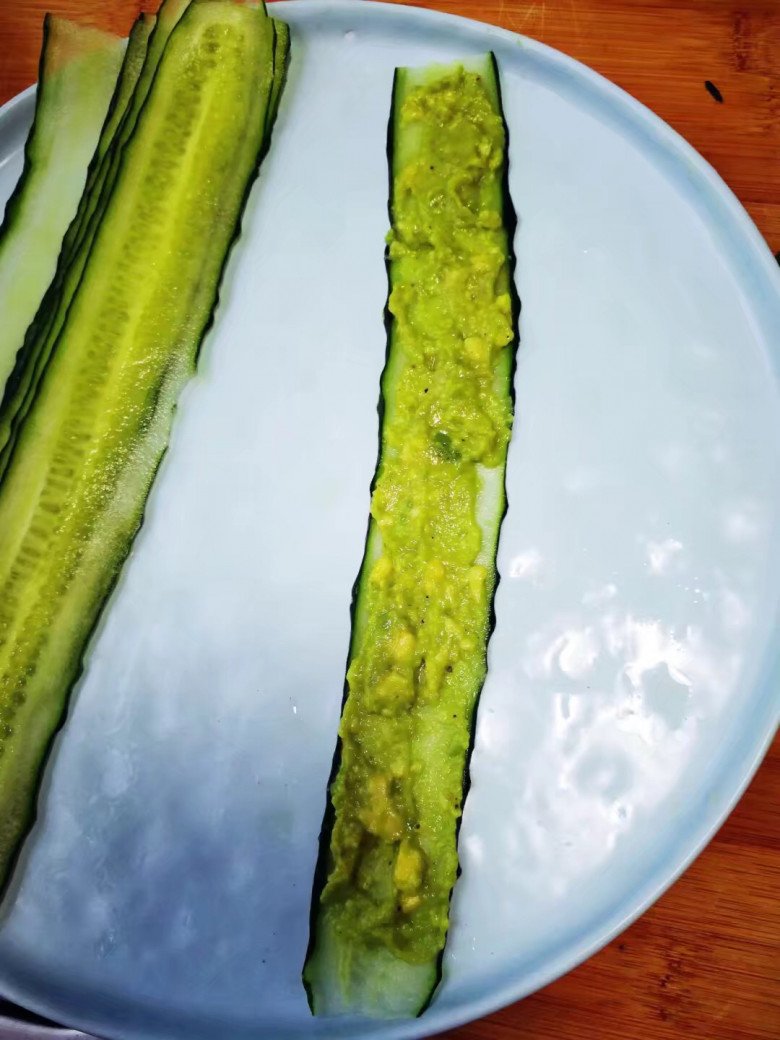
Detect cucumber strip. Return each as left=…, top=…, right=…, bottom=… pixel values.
left=0, top=14, right=155, bottom=475
left=304, top=54, right=519, bottom=1017
left=60, top=14, right=156, bottom=274
left=0, top=1, right=194, bottom=477
left=266, top=19, right=291, bottom=142
left=0, top=17, right=124, bottom=399
left=0, top=0, right=284, bottom=888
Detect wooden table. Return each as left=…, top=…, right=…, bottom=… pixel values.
left=0, top=2, right=778, bottom=1039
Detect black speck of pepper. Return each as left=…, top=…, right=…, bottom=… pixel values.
left=704, top=80, right=724, bottom=103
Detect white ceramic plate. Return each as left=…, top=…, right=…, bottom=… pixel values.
left=0, top=3, right=777, bottom=1038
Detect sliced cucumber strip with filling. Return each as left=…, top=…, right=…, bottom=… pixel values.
left=304, top=53, right=519, bottom=1018
left=0, top=16, right=124, bottom=398
left=0, top=0, right=286, bottom=887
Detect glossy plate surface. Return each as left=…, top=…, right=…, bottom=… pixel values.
left=0, top=3, right=777, bottom=1038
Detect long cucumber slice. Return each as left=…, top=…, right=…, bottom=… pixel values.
left=304, top=54, right=519, bottom=1017
left=0, top=14, right=155, bottom=475
left=0, top=17, right=124, bottom=399
left=0, top=2, right=191, bottom=477
left=0, top=0, right=284, bottom=887
left=56, top=13, right=156, bottom=276
left=266, top=19, right=291, bottom=144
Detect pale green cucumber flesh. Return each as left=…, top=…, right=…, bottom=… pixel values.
left=0, top=14, right=155, bottom=476
left=0, top=0, right=200, bottom=477
left=59, top=13, right=157, bottom=274
left=0, top=0, right=284, bottom=888
left=0, top=1, right=269, bottom=475
left=0, top=16, right=124, bottom=399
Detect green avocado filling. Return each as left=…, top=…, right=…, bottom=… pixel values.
left=308, top=60, right=516, bottom=1011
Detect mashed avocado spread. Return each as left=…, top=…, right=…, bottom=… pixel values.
left=306, top=57, right=517, bottom=1014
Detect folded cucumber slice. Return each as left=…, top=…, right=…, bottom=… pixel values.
left=304, top=53, right=519, bottom=1017
left=0, top=17, right=124, bottom=400
left=0, top=0, right=285, bottom=888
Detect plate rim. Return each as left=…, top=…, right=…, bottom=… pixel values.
left=0, top=2, right=777, bottom=1038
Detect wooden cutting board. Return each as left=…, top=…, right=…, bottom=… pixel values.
left=0, top=2, right=778, bottom=1039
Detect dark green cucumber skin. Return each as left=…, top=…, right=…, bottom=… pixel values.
left=265, top=20, right=291, bottom=150
left=0, top=14, right=154, bottom=483
left=0, top=5, right=291, bottom=895
left=303, top=52, right=520, bottom=1017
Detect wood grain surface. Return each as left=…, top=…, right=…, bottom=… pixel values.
left=0, top=2, right=778, bottom=1039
